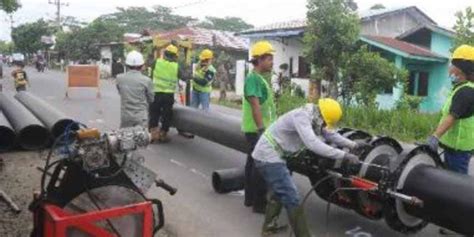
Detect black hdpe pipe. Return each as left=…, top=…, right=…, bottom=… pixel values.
left=14, top=92, right=78, bottom=138
left=212, top=167, right=245, bottom=193
left=402, top=165, right=474, bottom=235
left=0, top=111, right=16, bottom=152
left=0, top=93, right=50, bottom=150
left=172, top=105, right=249, bottom=153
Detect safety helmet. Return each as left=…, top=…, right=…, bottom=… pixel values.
left=318, top=98, right=343, bottom=130
left=165, top=44, right=179, bottom=55
left=250, top=41, right=275, bottom=58
left=199, top=49, right=214, bottom=60
left=125, top=50, right=144, bottom=66
left=452, top=45, right=474, bottom=61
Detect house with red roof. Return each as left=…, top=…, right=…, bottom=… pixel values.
left=238, top=6, right=455, bottom=112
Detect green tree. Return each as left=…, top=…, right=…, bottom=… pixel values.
left=370, top=4, right=386, bottom=10
left=98, top=5, right=196, bottom=33
left=197, top=16, right=254, bottom=32
left=453, top=6, right=474, bottom=49
left=1, top=0, right=20, bottom=13
left=11, top=19, right=55, bottom=54
left=55, top=19, right=124, bottom=61
left=0, top=40, right=14, bottom=54
left=304, top=0, right=360, bottom=98
left=342, top=46, right=407, bottom=106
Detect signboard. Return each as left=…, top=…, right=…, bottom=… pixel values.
left=66, top=65, right=100, bottom=98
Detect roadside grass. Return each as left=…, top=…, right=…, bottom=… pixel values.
left=211, top=94, right=439, bottom=142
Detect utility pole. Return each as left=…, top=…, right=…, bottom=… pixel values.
left=48, top=0, right=69, bottom=29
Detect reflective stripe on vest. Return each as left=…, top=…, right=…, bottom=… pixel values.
left=263, top=126, right=306, bottom=160
left=241, top=72, right=276, bottom=133
left=439, top=82, right=474, bottom=151
left=192, top=65, right=215, bottom=93
left=153, top=59, right=178, bottom=93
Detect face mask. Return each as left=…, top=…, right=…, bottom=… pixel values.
left=449, top=75, right=460, bottom=84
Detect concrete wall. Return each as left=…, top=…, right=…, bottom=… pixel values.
left=361, top=12, right=419, bottom=37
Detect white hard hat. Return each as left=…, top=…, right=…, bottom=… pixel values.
left=125, top=50, right=144, bottom=66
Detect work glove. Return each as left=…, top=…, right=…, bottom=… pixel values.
left=343, top=153, right=359, bottom=165
left=427, top=135, right=439, bottom=152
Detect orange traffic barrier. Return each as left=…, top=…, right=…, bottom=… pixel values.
left=66, top=65, right=100, bottom=98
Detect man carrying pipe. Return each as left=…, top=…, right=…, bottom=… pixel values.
left=242, top=41, right=277, bottom=213
left=149, top=45, right=184, bottom=143
left=252, top=99, right=369, bottom=236
left=116, top=51, right=154, bottom=128
left=191, top=49, right=216, bottom=111
left=427, top=45, right=474, bottom=175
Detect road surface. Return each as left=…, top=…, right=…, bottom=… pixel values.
left=1, top=67, right=446, bottom=237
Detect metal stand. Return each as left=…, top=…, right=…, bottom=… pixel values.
left=0, top=188, right=21, bottom=213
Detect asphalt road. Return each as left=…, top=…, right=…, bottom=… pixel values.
left=1, top=67, right=447, bottom=237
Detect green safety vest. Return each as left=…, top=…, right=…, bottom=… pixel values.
left=192, top=65, right=216, bottom=93
left=263, top=127, right=306, bottom=160
left=153, top=59, right=179, bottom=93
left=439, top=82, right=474, bottom=151
left=241, top=72, right=276, bottom=133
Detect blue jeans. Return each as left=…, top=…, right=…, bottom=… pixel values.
left=444, top=150, right=472, bottom=174
left=191, top=90, right=210, bottom=111
left=255, top=160, right=300, bottom=210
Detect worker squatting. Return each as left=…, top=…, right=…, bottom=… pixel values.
left=115, top=42, right=474, bottom=237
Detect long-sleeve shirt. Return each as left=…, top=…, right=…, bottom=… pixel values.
left=252, top=103, right=356, bottom=163
left=116, top=70, right=154, bottom=128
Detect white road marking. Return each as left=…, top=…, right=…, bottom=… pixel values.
left=228, top=190, right=245, bottom=196
left=170, top=159, right=187, bottom=168
left=95, top=119, right=104, bottom=124
left=190, top=168, right=210, bottom=180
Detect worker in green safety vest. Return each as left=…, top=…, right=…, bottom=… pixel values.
left=428, top=44, right=474, bottom=176
left=148, top=44, right=184, bottom=143
left=242, top=40, right=277, bottom=213
left=191, top=49, right=216, bottom=111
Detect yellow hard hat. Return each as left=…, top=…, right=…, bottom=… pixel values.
left=251, top=41, right=275, bottom=58
left=452, top=45, right=474, bottom=61
left=165, top=44, right=179, bottom=55
left=318, top=98, right=343, bottom=130
left=199, top=49, right=214, bottom=60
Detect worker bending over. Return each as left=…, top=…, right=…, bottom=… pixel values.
left=116, top=51, right=154, bottom=128
left=149, top=45, right=184, bottom=143
left=242, top=41, right=277, bottom=213
left=192, top=49, right=216, bottom=111
left=428, top=44, right=474, bottom=175
left=253, top=99, right=366, bottom=237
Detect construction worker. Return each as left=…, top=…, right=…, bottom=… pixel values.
left=428, top=44, right=474, bottom=176
left=149, top=44, right=183, bottom=143
left=116, top=51, right=154, bottom=128
left=191, top=49, right=216, bottom=111
left=242, top=41, right=277, bottom=213
left=253, top=99, right=365, bottom=236
left=11, top=54, right=28, bottom=92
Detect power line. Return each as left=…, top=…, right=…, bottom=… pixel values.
left=48, top=0, right=69, bottom=28
left=171, top=0, right=207, bottom=10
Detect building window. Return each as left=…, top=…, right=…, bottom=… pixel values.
left=298, top=56, right=311, bottom=78
left=407, top=71, right=429, bottom=96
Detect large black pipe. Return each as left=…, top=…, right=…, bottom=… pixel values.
left=212, top=167, right=245, bottom=194
left=14, top=92, right=78, bottom=138
left=0, top=111, right=16, bottom=152
left=172, top=105, right=248, bottom=153
left=403, top=166, right=474, bottom=235
left=0, top=93, right=50, bottom=150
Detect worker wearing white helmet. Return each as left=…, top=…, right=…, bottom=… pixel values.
left=116, top=50, right=154, bottom=128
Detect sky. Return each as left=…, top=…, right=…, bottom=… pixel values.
left=0, top=0, right=472, bottom=41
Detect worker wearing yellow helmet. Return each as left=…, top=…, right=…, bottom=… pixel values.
left=191, top=49, right=216, bottom=111
left=428, top=44, right=474, bottom=177
left=252, top=99, right=368, bottom=236
left=242, top=40, right=278, bottom=213
left=148, top=44, right=184, bottom=143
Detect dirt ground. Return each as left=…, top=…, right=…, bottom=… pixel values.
left=0, top=151, right=42, bottom=237
left=0, top=151, right=172, bottom=237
